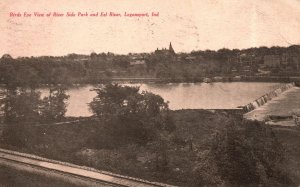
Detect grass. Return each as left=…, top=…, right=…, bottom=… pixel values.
left=272, top=126, right=300, bottom=184
left=0, top=109, right=299, bottom=186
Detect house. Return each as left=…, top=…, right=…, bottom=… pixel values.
left=130, top=59, right=146, bottom=66
left=183, top=55, right=197, bottom=63
left=242, top=66, right=251, bottom=72
left=129, top=54, right=146, bottom=67
left=185, top=56, right=197, bottom=61
left=231, top=68, right=238, bottom=73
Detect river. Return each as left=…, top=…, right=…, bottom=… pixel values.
left=42, top=82, right=282, bottom=117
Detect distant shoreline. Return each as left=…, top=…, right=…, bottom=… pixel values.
left=1, top=76, right=300, bottom=87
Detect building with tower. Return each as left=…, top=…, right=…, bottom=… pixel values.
left=155, top=42, right=176, bottom=56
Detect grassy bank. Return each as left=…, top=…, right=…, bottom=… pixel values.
left=272, top=126, right=300, bottom=184
left=0, top=110, right=299, bottom=186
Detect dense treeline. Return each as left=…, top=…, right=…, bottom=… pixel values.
left=0, top=55, right=88, bottom=86
left=0, top=85, right=69, bottom=147
left=1, top=45, right=299, bottom=85
left=151, top=45, right=300, bottom=81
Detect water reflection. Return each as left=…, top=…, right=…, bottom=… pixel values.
left=39, top=82, right=281, bottom=117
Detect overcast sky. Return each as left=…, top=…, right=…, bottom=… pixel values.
left=1, top=0, right=300, bottom=57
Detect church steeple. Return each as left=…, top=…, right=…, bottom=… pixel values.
left=155, top=42, right=176, bottom=56
left=169, top=42, right=175, bottom=54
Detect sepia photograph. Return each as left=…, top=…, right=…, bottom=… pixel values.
left=0, top=0, right=300, bottom=186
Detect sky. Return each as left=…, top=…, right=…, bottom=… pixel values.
left=0, top=0, right=300, bottom=57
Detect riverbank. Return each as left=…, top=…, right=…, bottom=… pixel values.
left=1, top=76, right=300, bottom=87
left=0, top=109, right=299, bottom=186
left=113, top=76, right=300, bottom=84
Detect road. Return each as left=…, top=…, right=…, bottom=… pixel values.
left=0, top=148, right=174, bottom=187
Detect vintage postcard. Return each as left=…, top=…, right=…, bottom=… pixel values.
left=0, top=0, right=300, bottom=186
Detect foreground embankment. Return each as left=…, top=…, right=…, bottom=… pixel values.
left=0, top=109, right=299, bottom=186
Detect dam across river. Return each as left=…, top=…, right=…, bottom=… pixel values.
left=244, top=85, right=300, bottom=126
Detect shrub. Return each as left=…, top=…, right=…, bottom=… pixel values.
left=192, top=120, right=294, bottom=186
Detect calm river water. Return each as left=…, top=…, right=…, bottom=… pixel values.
left=41, top=82, right=282, bottom=117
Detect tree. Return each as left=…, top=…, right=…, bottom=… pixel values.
left=0, top=54, right=13, bottom=62
left=112, top=55, right=130, bottom=69
left=0, top=60, right=18, bottom=88
left=192, top=120, right=294, bottom=186
left=0, top=88, right=42, bottom=147
left=0, top=86, right=69, bottom=147
left=16, top=65, right=40, bottom=89
left=49, top=67, right=71, bottom=85
left=89, top=84, right=175, bottom=146
left=0, top=88, right=41, bottom=124
left=40, top=86, right=69, bottom=122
